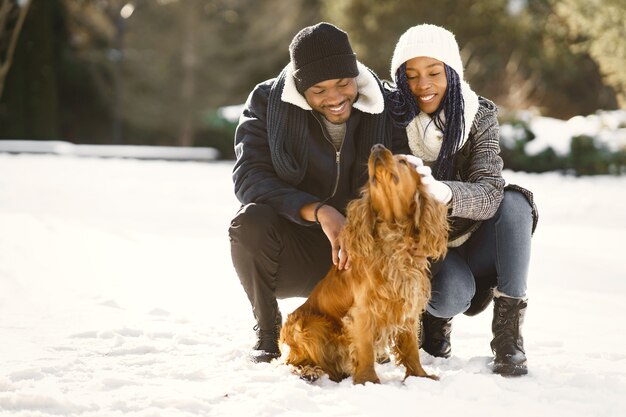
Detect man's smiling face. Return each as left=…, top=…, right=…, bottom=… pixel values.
left=303, top=78, right=358, bottom=124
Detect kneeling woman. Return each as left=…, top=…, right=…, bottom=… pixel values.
left=388, top=24, right=538, bottom=376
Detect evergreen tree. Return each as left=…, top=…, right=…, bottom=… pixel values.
left=553, top=0, right=626, bottom=108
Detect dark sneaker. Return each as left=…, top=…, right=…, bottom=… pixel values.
left=249, top=311, right=282, bottom=363
left=250, top=326, right=280, bottom=363
left=250, top=325, right=280, bottom=363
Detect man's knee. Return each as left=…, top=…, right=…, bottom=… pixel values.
left=229, top=203, right=280, bottom=250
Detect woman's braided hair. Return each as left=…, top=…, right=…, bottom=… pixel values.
left=387, top=63, right=465, bottom=180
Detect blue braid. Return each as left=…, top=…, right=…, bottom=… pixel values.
left=432, top=65, right=465, bottom=180
left=387, top=63, right=465, bottom=180
left=387, top=63, right=420, bottom=128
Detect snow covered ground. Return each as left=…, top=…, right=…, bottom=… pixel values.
left=0, top=153, right=625, bottom=417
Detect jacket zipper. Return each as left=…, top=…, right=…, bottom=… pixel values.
left=314, top=114, right=345, bottom=205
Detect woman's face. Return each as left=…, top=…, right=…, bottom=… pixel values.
left=404, top=56, right=447, bottom=114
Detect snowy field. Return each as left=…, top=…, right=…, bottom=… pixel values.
left=0, top=153, right=625, bottom=417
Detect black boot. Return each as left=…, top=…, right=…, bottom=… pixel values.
left=250, top=311, right=282, bottom=363
left=491, top=296, right=528, bottom=376
left=421, top=311, right=452, bottom=358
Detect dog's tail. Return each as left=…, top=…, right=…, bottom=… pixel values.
left=280, top=314, right=348, bottom=382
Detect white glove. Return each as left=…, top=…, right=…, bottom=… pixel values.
left=416, top=165, right=452, bottom=204
left=403, top=155, right=452, bottom=204
left=404, top=154, right=424, bottom=168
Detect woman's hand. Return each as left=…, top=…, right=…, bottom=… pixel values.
left=403, top=155, right=452, bottom=204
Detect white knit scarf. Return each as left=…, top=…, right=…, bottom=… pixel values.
left=406, top=80, right=480, bottom=162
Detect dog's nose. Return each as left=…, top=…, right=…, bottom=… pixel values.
left=371, top=144, right=386, bottom=152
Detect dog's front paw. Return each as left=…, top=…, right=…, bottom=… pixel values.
left=405, top=370, right=439, bottom=381
left=352, top=369, right=380, bottom=385
left=295, top=365, right=324, bottom=383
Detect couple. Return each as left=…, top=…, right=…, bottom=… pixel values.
left=229, top=23, right=537, bottom=377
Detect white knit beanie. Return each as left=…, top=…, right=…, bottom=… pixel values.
left=390, top=24, right=464, bottom=81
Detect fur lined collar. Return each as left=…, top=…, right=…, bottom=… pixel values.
left=280, top=62, right=385, bottom=114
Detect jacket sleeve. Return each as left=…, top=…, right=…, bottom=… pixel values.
left=232, top=81, right=319, bottom=225
left=444, top=102, right=505, bottom=220
left=381, top=83, right=412, bottom=155
left=390, top=122, right=411, bottom=154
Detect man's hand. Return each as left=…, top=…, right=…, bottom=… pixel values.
left=316, top=205, right=350, bottom=270
left=300, top=202, right=350, bottom=270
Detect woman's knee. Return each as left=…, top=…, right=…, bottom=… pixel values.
left=495, top=190, right=533, bottom=228
left=427, top=286, right=474, bottom=318
left=229, top=203, right=281, bottom=250
left=427, top=255, right=476, bottom=318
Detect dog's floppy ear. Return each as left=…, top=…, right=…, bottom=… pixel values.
left=414, top=186, right=449, bottom=261
left=412, top=185, right=423, bottom=235
left=343, top=188, right=377, bottom=259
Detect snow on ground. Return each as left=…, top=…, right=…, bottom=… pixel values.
left=0, top=153, right=625, bottom=417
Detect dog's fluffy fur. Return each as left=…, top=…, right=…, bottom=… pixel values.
left=280, top=144, right=449, bottom=384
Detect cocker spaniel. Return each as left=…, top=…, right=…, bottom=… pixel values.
left=280, top=144, right=449, bottom=384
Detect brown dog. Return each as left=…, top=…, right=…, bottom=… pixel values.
left=280, top=144, right=449, bottom=384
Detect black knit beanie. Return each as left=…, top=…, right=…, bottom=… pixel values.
left=289, top=22, right=359, bottom=94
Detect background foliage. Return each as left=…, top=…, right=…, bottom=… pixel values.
left=0, top=0, right=624, bottom=172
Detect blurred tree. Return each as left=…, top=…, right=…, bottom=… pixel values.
left=0, top=0, right=31, bottom=100
left=511, top=0, right=617, bottom=118
left=553, top=0, right=626, bottom=108
left=62, top=0, right=142, bottom=144
left=61, top=0, right=322, bottom=147
left=322, top=0, right=618, bottom=118
left=121, top=0, right=322, bottom=146
left=569, top=134, right=613, bottom=175
left=0, top=0, right=61, bottom=139
left=3, top=0, right=621, bottom=148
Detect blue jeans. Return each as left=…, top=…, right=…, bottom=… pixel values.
left=427, top=190, right=534, bottom=318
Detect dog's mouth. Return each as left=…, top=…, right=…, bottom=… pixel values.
left=369, top=144, right=398, bottom=185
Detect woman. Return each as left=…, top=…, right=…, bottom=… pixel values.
left=388, top=24, right=538, bottom=376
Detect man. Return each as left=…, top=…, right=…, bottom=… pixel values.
left=229, top=22, right=408, bottom=362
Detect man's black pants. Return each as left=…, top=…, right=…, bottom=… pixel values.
left=229, top=203, right=333, bottom=330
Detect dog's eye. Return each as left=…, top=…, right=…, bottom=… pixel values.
left=398, top=159, right=408, bottom=165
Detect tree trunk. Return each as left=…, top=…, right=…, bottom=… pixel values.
left=0, top=0, right=59, bottom=139
left=111, top=7, right=125, bottom=144
left=178, top=0, right=197, bottom=147
left=0, top=0, right=31, bottom=101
